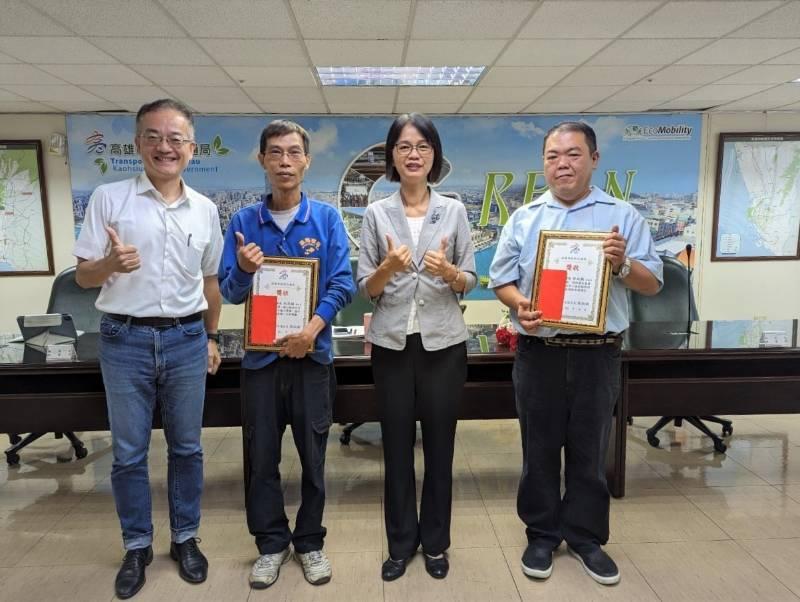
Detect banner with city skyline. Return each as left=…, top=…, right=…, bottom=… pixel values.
left=67, top=113, right=701, bottom=300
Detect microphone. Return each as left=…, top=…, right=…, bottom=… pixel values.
left=685, top=243, right=693, bottom=337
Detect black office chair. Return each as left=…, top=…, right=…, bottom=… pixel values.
left=627, top=255, right=732, bottom=454
left=5, top=266, right=101, bottom=465
left=334, top=258, right=374, bottom=445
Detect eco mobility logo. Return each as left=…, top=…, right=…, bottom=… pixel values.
left=623, top=124, right=693, bottom=141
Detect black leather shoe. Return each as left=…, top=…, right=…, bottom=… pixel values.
left=424, top=553, right=449, bottom=579
left=381, top=557, right=409, bottom=581
left=170, top=538, right=208, bottom=584
left=115, top=546, right=153, bottom=599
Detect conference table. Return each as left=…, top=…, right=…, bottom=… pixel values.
left=1, top=320, right=798, bottom=497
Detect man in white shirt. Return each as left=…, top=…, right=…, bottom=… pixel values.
left=74, top=99, right=223, bottom=600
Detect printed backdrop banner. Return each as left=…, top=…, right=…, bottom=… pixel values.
left=67, top=113, right=701, bottom=300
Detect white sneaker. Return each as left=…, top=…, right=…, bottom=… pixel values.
left=249, top=548, right=291, bottom=589
left=296, top=549, right=332, bottom=585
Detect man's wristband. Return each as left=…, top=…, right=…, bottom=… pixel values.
left=207, top=332, right=220, bottom=344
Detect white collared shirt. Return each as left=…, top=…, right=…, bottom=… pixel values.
left=73, top=173, right=223, bottom=317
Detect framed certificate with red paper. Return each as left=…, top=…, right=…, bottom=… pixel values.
left=244, top=256, right=319, bottom=351
left=530, top=230, right=611, bottom=334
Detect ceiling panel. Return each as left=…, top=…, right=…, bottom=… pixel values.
left=396, top=87, right=472, bottom=103
left=412, top=1, right=534, bottom=40
left=0, top=51, right=17, bottom=64
left=458, top=102, right=530, bottom=113
left=716, top=65, right=800, bottom=85
left=479, top=66, right=573, bottom=87
left=768, top=48, right=800, bottom=64
left=0, top=0, right=72, bottom=35
left=0, top=101, right=56, bottom=112
left=224, top=66, right=317, bottom=87
left=306, top=40, right=404, bottom=67
left=186, top=101, right=262, bottom=114
left=678, top=39, right=800, bottom=65
left=45, top=100, right=123, bottom=112
left=0, top=89, right=24, bottom=101
left=604, top=84, right=698, bottom=102
left=83, top=85, right=172, bottom=103
left=404, top=40, right=506, bottom=66
left=243, top=87, right=325, bottom=104
left=164, top=86, right=253, bottom=104
left=587, top=38, right=713, bottom=66
left=395, top=102, right=464, bottom=114
left=559, top=65, right=659, bottom=86
left=733, top=1, right=800, bottom=38
left=291, top=0, right=411, bottom=40
left=28, top=0, right=185, bottom=37
left=469, top=86, right=548, bottom=103
left=37, top=64, right=151, bottom=86
left=587, top=100, right=656, bottom=113
left=89, top=37, right=215, bottom=66
left=533, top=85, right=623, bottom=104
left=325, top=102, right=394, bottom=114
left=672, top=84, right=770, bottom=103
left=3, top=84, right=103, bottom=102
left=258, top=101, right=329, bottom=114
left=716, top=83, right=800, bottom=109
left=498, top=39, right=609, bottom=67
left=0, top=64, right=69, bottom=85
left=197, top=39, right=308, bottom=67
left=133, top=65, right=235, bottom=87
left=161, top=0, right=295, bottom=38
left=625, top=1, right=781, bottom=38
left=645, top=64, right=748, bottom=85
left=523, top=101, right=595, bottom=114
left=322, top=88, right=396, bottom=104
left=519, top=1, right=661, bottom=39
left=0, top=37, right=116, bottom=64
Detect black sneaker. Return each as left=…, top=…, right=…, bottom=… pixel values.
left=568, top=546, right=620, bottom=585
left=521, top=543, right=554, bottom=579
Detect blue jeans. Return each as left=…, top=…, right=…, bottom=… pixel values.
left=98, top=315, right=207, bottom=550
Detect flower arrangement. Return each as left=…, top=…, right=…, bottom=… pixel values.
left=495, top=310, right=518, bottom=351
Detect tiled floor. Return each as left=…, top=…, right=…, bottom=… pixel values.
left=3, top=415, right=800, bottom=601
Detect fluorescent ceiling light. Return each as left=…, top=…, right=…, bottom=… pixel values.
left=316, top=66, right=485, bottom=87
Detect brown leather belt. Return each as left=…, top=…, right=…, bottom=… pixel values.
left=106, top=312, right=203, bottom=328
left=532, top=334, right=621, bottom=348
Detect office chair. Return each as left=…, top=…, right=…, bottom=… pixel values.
left=334, top=258, right=374, bottom=445
left=627, top=255, right=732, bottom=454
left=5, top=266, right=101, bottom=465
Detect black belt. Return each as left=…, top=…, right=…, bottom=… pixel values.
left=106, top=312, right=203, bottom=328
left=526, top=333, right=621, bottom=348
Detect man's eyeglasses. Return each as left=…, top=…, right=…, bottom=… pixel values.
left=139, top=133, right=194, bottom=148
left=266, top=148, right=306, bottom=162
left=394, top=142, right=433, bottom=156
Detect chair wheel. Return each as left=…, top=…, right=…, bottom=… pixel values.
left=722, top=425, right=733, bottom=437
left=339, top=432, right=351, bottom=445
left=713, top=440, right=727, bottom=453
left=6, top=452, right=19, bottom=466
left=75, top=446, right=88, bottom=459
left=646, top=433, right=660, bottom=448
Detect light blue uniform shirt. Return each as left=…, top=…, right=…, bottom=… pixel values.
left=489, top=186, right=663, bottom=337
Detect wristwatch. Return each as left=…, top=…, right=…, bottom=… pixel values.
left=615, top=256, right=632, bottom=279
left=207, top=332, right=220, bottom=344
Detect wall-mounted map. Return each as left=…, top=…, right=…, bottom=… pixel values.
left=0, top=140, right=53, bottom=276
left=712, top=133, right=800, bottom=260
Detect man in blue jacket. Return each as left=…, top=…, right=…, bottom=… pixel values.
left=218, top=120, right=354, bottom=589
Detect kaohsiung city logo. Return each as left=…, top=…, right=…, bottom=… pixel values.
left=624, top=124, right=693, bottom=140
left=84, top=130, right=230, bottom=174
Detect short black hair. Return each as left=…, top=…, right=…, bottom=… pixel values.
left=259, top=119, right=310, bottom=155
left=135, top=99, right=194, bottom=135
left=542, top=121, right=598, bottom=155
left=385, top=113, right=443, bottom=183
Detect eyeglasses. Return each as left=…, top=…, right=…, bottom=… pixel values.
left=394, top=142, right=433, bottom=156
left=265, top=147, right=306, bottom=162
left=139, top=133, right=194, bottom=148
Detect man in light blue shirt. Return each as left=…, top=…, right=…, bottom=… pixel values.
left=490, top=121, right=662, bottom=586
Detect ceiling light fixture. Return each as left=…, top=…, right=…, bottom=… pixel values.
left=316, top=66, right=485, bottom=87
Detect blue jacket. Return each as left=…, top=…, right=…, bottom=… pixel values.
left=218, top=193, right=355, bottom=369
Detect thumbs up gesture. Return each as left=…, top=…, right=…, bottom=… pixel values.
left=383, top=233, right=412, bottom=274
left=235, top=231, right=264, bottom=274
left=424, top=235, right=456, bottom=280
left=105, top=226, right=140, bottom=273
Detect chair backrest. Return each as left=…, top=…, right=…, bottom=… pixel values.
left=626, top=255, right=697, bottom=349
left=332, top=258, right=373, bottom=327
left=46, top=266, right=103, bottom=333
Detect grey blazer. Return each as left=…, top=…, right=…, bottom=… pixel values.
left=357, top=189, right=477, bottom=351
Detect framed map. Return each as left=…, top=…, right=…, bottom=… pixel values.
left=712, top=133, right=800, bottom=261
left=0, top=140, right=54, bottom=276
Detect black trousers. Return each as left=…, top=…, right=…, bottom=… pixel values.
left=372, top=335, right=467, bottom=559
left=512, top=335, right=621, bottom=552
left=241, top=358, right=335, bottom=554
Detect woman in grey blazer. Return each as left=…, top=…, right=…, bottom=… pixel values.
left=357, top=113, right=477, bottom=582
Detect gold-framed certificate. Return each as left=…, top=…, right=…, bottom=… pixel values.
left=244, top=256, right=319, bottom=352
left=530, top=230, right=612, bottom=334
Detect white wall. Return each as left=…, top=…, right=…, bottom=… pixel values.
left=1, top=111, right=798, bottom=334
left=694, top=112, right=800, bottom=320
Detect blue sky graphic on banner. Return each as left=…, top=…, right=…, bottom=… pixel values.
left=67, top=113, right=701, bottom=300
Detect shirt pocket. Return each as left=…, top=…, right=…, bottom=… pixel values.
left=180, top=237, right=208, bottom=276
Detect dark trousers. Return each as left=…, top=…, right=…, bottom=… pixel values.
left=241, top=357, right=335, bottom=554
left=372, top=335, right=467, bottom=559
left=512, top=335, right=621, bottom=552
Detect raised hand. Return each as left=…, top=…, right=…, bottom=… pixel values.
left=235, top=231, right=264, bottom=274
left=603, top=225, right=627, bottom=272
left=105, top=226, right=140, bottom=273
left=424, top=236, right=456, bottom=280
left=383, top=233, right=412, bottom=274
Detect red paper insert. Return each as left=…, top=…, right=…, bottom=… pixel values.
left=250, top=295, right=277, bottom=344
left=537, top=269, right=567, bottom=321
